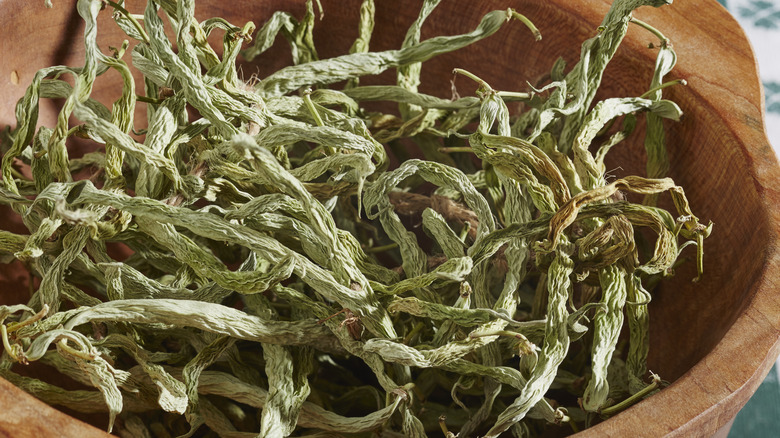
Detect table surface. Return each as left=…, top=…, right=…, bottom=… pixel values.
left=718, top=1, right=780, bottom=436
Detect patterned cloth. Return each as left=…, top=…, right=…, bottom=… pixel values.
left=720, top=0, right=780, bottom=155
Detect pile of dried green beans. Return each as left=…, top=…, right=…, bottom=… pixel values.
left=0, top=0, right=711, bottom=436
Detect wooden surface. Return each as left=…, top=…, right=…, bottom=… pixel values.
left=0, top=376, right=110, bottom=437
left=0, top=0, right=778, bottom=436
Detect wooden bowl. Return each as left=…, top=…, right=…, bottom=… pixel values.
left=1, top=0, right=778, bottom=436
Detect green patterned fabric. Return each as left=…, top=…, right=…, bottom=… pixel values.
left=737, top=1, right=780, bottom=28
left=765, top=81, right=780, bottom=113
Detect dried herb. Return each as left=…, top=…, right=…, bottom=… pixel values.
left=0, top=0, right=711, bottom=436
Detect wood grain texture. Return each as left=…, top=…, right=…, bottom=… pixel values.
left=0, top=377, right=110, bottom=437
left=0, top=0, right=778, bottom=436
